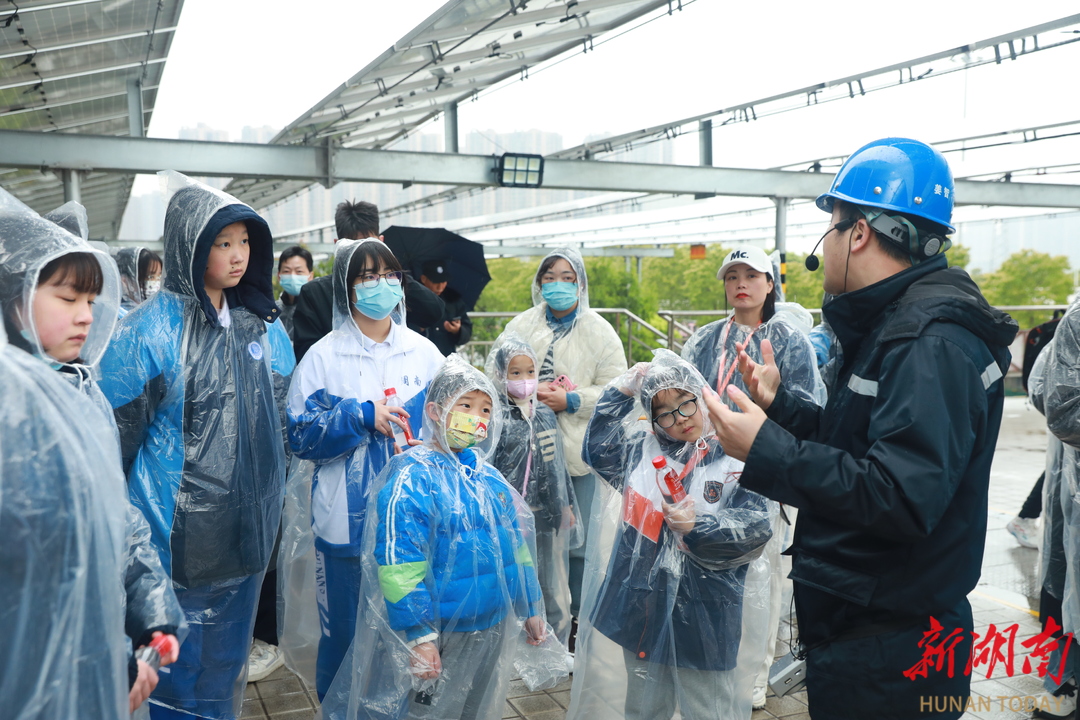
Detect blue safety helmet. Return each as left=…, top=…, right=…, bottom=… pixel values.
left=816, top=138, right=955, bottom=234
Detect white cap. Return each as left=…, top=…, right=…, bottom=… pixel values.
left=716, top=246, right=773, bottom=281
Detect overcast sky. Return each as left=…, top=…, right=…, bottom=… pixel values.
left=134, top=0, right=1080, bottom=254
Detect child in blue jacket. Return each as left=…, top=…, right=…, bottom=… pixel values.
left=319, top=354, right=547, bottom=720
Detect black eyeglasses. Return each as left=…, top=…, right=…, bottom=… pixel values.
left=357, top=271, right=404, bottom=289
left=653, top=398, right=699, bottom=429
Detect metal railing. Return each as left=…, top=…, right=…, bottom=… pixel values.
left=463, top=304, right=1071, bottom=366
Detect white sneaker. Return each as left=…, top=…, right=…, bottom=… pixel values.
left=752, top=685, right=767, bottom=709
left=1006, top=516, right=1039, bottom=549
left=246, top=639, right=285, bottom=683
left=1034, top=684, right=1077, bottom=718
left=565, top=650, right=575, bottom=674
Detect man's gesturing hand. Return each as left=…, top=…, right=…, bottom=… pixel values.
left=736, top=338, right=782, bottom=410
left=702, top=385, right=768, bottom=462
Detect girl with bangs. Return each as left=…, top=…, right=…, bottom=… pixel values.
left=285, top=238, right=445, bottom=700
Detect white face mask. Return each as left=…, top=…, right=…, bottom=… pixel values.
left=145, top=279, right=161, bottom=297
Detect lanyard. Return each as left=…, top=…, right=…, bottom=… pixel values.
left=716, top=318, right=759, bottom=398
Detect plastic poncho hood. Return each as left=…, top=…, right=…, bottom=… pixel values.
left=424, top=353, right=503, bottom=459
left=331, top=238, right=407, bottom=332
left=43, top=200, right=90, bottom=240
left=115, top=246, right=155, bottom=309
left=159, top=170, right=278, bottom=326
left=531, top=247, right=590, bottom=312
left=0, top=186, right=120, bottom=366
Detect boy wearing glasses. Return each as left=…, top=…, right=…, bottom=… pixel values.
left=574, top=350, right=773, bottom=720
left=287, top=239, right=444, bottom=699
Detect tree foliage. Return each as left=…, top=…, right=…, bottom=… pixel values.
left=974, top=249, right=1072, bottom=328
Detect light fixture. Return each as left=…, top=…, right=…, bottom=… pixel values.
left=495, top=153, right=544, bottom=188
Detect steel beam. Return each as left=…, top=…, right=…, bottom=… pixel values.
left=61, top=169, right=81, bottom=203
left=127, top=79, right=144, bottom=138
left=444, top=102, right=458, bottom=154
left=2, top=130, right=1080, bottom=210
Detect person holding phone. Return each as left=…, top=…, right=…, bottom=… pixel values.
left=419, top=259, right=473, bottom=356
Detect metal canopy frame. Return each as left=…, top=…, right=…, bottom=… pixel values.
left=0, top=0, right=185, bottom=238
left=224, top=0, right=672, bottom=209
left=5, top=128, right=1080, bottom=207
left=381, top=14, right=1080, bottom=220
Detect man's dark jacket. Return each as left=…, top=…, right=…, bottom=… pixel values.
left=741, top=255, right=1017, bottom=687
left=291, top=273, right=443, bottom=361
left=423, top=289, right=473, bottom=357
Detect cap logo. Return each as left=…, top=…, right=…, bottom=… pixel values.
left=731, top=250, right=749, bottom=259
left=437, top=266, right=444, bottom=274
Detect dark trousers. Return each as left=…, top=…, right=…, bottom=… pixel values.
left=804, top=601, right=973, bottom=720
left=149, top=574, right=262, bottom=720
left=1020, top=472, right=1046, bottom=519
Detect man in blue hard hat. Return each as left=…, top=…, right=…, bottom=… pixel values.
left=704, top=138, right=1020, bottom=720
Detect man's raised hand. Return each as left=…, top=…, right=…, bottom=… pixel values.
left=737, top=338, right=782, bottom=410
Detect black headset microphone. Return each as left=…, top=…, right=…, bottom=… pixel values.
left=804, top=237, right=824, bottom=271
left=805, top=218, right=857, bottom=272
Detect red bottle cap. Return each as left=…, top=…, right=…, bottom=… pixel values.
left=384, top=388, right=396, bottom=397
left=150, top=634, right=178, bottom=657
left=651, top=455, right=667, bottom=470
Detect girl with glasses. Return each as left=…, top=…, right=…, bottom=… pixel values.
left=282, top=239, right=445, bottom=700
left=570, top=350, right=773, bottom=720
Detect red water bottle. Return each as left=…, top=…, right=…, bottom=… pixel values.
left=384, top=388, right=414, bottom=447
left=652, top=456, right=687, bottom=503
left=135, top=634, right=179, bottom=671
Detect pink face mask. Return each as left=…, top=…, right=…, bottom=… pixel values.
left=507, top=379, right=538, bottom=399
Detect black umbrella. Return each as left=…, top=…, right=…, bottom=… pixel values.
left=382, top=226, right=491, bottom=311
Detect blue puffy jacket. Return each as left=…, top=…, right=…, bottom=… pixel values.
left=375, top=447, right=542, bottom=642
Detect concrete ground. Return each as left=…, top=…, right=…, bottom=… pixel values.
left=245, top=396, right=1055, bottom=720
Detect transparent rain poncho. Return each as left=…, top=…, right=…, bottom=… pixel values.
left=487, top=331, right=581, bottom=645
left=97, top=172, right=286, bottom=718
left=0, top=188, right=186, bottom=694
left=279, top=239, right=445, bottom=696
left=1029, top=345, right=1067, bottom=602
left=1042, top=300, right=1080, bottom=644
left=569, top=349, right=773, bottom=720
left=115, top=246, right=157, bottom=310
left=493, top=247, right=628, bottom=479
left=0, top=321, right=130, bottom=720
left=319, top=355, right=565, bottom=720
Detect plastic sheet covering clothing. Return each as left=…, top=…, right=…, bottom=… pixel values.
left=488, top=331, right=580, bottom=644
left=116, top=246, right=157, bottom=310
left=489, top=248, right=628, bottom=478
left=0, top=188, right=186, bottom=685
left=0, top=322, right=129, bottom=720
left=681, top=306, right=826, bottom=411
left=280, top=239, right=444, bottom=696
left=97, top=172, right=286, bottom=718
left=568, top=350, right=773, bottom=720
left=1042, top=300, right=1080, bottom=642
left=318, top=354, right=555, bottom=720
left=1029, top=346, right=1067, bottom=601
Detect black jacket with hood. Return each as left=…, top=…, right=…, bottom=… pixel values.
left=741, top=254, right=1017, bottom=648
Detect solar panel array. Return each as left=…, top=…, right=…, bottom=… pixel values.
left=0, top=0, right=184, bottom=238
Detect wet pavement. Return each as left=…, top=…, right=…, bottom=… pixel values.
left=247, top=396, right=1054, bottom=720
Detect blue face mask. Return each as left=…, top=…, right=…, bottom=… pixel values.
left=279, top=274, right=308, bottom=297
left=354, top=279, right=404, bottom=321
left=541, top=281, right=579, bottom=312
